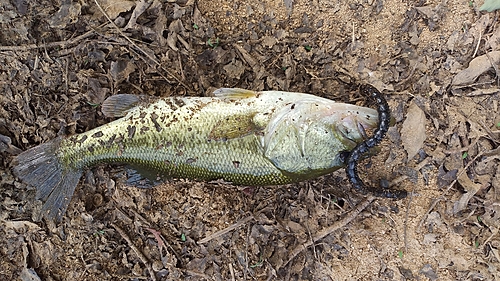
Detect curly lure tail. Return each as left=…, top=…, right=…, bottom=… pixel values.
left=346, top=84, right=407, bottom=199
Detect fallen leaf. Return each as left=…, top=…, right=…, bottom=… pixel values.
left=110, top=59, right=136, bottom=85
left=415, top=6, right=435, bottom=19
left=223, top=59, right=245, bottom=79
left=486, top=21, right=500, bottom=50
left=401, top=100, right=427, bottom=161
left=0, top=134, right=22, bottom=154
left=95, top=0, right=135, bottom=20
left=453, top=173, right=481, bottom=214
left=48, top=2, right=81, bottom=29
left=480, top=0, right=500, bottom=12
left=452, top=51, right=500, bottom=86
left=124, top=0, right=152, bottom=30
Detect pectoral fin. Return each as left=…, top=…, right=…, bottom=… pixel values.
left=209, top=113, right=261, bottom=140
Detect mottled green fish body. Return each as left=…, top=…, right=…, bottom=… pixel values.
left=13, top=88, right=378, bottom=220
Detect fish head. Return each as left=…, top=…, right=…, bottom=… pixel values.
left=262, top=98, right=380, bottom=179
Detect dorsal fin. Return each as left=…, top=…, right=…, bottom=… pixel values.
left=101, top=94, right=141, bottom=117
left=213, top=88, right=258, bottom=98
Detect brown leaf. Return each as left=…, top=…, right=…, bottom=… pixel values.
left=453, top=173, right=481, bottom=214
left=452, top=51, right=500, bottom=86
left=124, top=0, right=152, bottom=29
left=95, top=0, right=135, bottom=20
left=223, top=59, right=245, bottom=79
left=486, top=21, right=500, bottom=50
left=48, top=2, right=81, bottom=29
left=110, top=59, right=136, bottom=85
left=401, top=100, right=427, bottom=161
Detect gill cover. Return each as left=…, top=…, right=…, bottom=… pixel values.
left=261, top=98, right=378, bottom=175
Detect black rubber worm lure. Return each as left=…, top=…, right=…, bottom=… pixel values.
left=346, top=84, right=408, bottom=199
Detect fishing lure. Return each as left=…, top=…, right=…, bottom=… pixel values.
left=346, top=84, right=407, bottom=199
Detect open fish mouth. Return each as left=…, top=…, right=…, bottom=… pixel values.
left=336, top=114, right=373, bottom=144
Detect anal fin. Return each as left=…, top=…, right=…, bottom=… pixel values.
left=125, top=166, right=163, bottom=189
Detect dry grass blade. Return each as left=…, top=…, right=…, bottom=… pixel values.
left=0, top=27, right=99, bottom=51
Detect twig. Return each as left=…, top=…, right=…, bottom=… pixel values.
left=229, top=262, right=235, bottom=281
left=280, top=196, right=376, bottom=269
left=244, top=223, right=250, bottom=280
left=0, top=26, right=101, bottom=51
left=111, top=223, right=157, bottom=281
left=123, top=207, right=183, bottom=264
left=404, top=186, right=415, bottom=254
left=472, top=30, right=482, bottom=58
left=198, top=215, right=254, bottom=244
left=352, top=22, right=355, bottom=45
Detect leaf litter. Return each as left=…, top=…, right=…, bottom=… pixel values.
left=1, top=0, right=500, bottom=280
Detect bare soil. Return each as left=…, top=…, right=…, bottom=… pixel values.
left=1, top=0, right=500, bottom=280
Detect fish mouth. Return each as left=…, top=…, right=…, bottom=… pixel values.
left=337, top=115, right=376, bottom=144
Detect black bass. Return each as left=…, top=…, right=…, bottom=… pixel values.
left=13, top=86, right=405, bottom=221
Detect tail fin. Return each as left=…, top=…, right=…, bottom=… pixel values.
left=12, top=137, right=82, bottom=221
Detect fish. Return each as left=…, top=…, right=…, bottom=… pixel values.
left=12, top=86, right=405, bottom=221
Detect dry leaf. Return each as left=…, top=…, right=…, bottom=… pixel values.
left=480, top=0, right=500, bottom=12
left=110, top=59, right=136, bottom=85
left=95, top=0, right=135, bottom=20
left=124, top=0, right=152, bottom=29
left=401, top=100, right=427, bottom=161
left=486, top=21, right=500, bottom=50
left=48, top=2, right=81, bottom=29
left=223, top=59, right=245, bottom=79
left=453, top=173, right=481, bottom=214
left=452, top=51, right=500, bottom=86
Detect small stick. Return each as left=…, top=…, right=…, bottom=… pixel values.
left=0, top=27, right=100, bottom=51
left=281, top=196, right=375, bottom=269
left=198, top=215, right=254, bottom=244
left=111, top=223, right=157, bottom=281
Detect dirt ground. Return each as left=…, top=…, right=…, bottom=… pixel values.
left=1, top=0, right=500, bottom=280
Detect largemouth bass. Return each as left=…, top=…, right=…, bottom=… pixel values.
left=13, top=86, right=405, bottom=221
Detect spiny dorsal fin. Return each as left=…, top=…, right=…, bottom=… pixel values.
left=213, top=88, right=258, bottom=98
left=101, top=94, right=141, bottom=117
